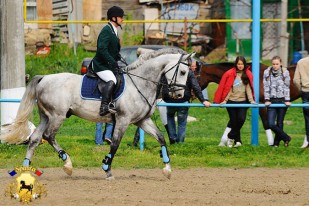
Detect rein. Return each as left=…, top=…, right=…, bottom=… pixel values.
left=123, top=54, right=190, bottom=113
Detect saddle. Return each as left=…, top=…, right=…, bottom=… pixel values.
left=80, top=62, right=125, bottom=101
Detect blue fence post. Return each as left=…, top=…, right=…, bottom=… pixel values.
left=251, top=0, right=261, bottom=146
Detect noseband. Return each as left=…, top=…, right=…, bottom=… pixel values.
left=163, top=54, right=190, bottom=93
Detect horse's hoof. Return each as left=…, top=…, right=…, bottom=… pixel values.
left=63, top=156, right=73, bottom=176
left=63, top=166, right=73, bottom=176
left=162, top=168, right=172, bottom=179
left=105, top=176, right=115, bottom=181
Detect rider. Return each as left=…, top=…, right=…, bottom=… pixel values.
left=92, top=6, right=124, bottom=116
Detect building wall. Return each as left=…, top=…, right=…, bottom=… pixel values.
left=83, top=0, right=101, bottom=20
left=37, top=0, right=52, bottom=29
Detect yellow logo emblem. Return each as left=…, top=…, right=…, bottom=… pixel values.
left=4, top=166, right=47, bottom=203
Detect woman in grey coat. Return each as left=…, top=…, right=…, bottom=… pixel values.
left=263, top=56, right=291, bottom=147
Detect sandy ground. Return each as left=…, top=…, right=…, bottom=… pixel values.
left=1, top=167, right=309, bottom=206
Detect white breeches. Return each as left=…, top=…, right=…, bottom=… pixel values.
left=96, top=70, right=117, bottom=84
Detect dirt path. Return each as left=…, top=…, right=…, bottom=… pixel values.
left=1, top=168, right=308, bottom=206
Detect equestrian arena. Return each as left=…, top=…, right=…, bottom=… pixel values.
left=1, top=167, right=309, bottom=205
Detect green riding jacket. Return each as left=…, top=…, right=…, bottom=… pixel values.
left=93, top=22, right=121, bottom=73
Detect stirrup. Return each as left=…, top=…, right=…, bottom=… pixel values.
left=99, top=104, right=109, bottom=116
left=108, top=102, right=117, bottom=114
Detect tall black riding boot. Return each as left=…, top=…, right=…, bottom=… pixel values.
left=99, top=81, right=115, bottom=116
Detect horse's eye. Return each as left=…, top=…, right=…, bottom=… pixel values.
left=180, top=71, right=186, bottom=76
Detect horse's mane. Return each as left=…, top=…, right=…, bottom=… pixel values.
left=126, top=48, right=187, bottom=71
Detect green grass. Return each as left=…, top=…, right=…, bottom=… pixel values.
left=1, top=83, right=308, bottom=170
left=1, top=44, right=308, bottom=170
left=25, top=43, right=95, bottom=77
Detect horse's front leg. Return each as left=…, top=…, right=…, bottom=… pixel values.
left=102, top=121, right=128, bottom=180
left=138, top=118, right=171, bottom=179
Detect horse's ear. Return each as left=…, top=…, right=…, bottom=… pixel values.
left=183, top=52, right=196, bottom=61
left=190, top=52, right=196, bottom=58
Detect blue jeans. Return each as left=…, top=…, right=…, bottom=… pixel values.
left=302, top=92, right=309, bottom=141
left=95, top=122, right=113, bottom=145
left=202, top=89, right=208, bottom=100
left=267, top=103, right=289, bottom=144
left=166, top=104, right=189, bottom=143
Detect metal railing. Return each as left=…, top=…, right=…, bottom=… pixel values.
left=0, top=99, right=22, bottom=103
left=2, top=99, right=308, bottom=150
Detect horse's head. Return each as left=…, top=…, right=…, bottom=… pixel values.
left=126, top=48, right=190, bottom=99
left=163, top=53, right=192, bottom=99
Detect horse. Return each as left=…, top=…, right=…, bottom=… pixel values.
left=196, top=62, right=300, bottom=145
left=19, top=180, right=33, bottom=194
left=0, top=48, right=193, bottom=180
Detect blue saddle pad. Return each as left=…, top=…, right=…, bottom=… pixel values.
left=80, top=74, right=125, bottom=101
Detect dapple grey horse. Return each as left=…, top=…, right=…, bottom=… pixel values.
left=0, top=48, right=192, bottom=180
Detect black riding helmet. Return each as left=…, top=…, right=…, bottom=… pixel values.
left=107, top=6, right=124, bottom=20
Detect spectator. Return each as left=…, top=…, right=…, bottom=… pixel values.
left=263, top=56, right=291, bottom=147
left=294, top=56, right=309, bottom=148
left=190, top=60, right=209, bottom=100
left=161, top=61, right=211, bottom=144
left=95, top=122, right=113, bottom=145
left=214, top=56, right=256, bottom=148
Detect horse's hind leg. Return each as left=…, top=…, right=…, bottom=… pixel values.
left=259, top=108, right=274, bottom=146
left=44, top=116, right=73, bottom=176
left=218, top=121, right=231, bottom=147
left=138, top=118, right=171, bottom=179
left=22, top=115, right=48, bottom=167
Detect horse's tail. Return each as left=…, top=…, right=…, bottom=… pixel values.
left=0, top=75, right=44, bottom=144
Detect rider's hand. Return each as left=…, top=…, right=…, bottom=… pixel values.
left=220, top=100, right=227, bottom=105
left=265, top=101, right=271, bottom=106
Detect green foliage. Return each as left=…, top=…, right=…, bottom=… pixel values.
left=25, top=43, right=95, bottom=78
left=1, top=82, right=308, bottom=169
left=122, top=13, right=144, bottom=46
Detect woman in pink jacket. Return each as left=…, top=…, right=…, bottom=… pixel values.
left=214, top=56, right=256, bottom=147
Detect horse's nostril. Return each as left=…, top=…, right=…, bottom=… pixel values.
left=177, top=94, right=182, bottom=98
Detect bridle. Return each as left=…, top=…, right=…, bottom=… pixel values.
left=123, top=53, right=190, bottom=110
left=162, top=53, right=190, bottom=94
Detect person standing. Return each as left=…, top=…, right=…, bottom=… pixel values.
left=161, top=62, right=211, bottom=144
left=294, top=56, right=309, bottom=148
left=95, top=123, right=113, bottom=145
left=263, top=56, right=291, bottom=147
left=214, top=56, right=256, bottom=147
left=191, top=60, right=209, bottom=100
left=92, top=6, right=124, bottom=116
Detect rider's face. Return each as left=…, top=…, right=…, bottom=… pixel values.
left=115, top=16, right=124, bottom=26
